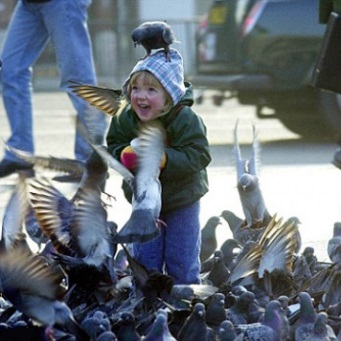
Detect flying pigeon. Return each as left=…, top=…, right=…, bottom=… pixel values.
left=233, top=121, right=271, bottom=228
left=0, top=248, right=89, bottom=340
left=27, top=177, right=118, bottom=302
left=0, top=175, right=32, bottom=254
left=69, top=81, right=122, bottom=116
left=93, top=120, right=165, bottom=244
left=4, top=143, right=85, bottom=179
left=131, top=21, right=176, bottom=61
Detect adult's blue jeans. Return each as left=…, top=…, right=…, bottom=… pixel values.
left=1, top=0, right=107, bottom=162
left=133, top=201, right=202, bottom=284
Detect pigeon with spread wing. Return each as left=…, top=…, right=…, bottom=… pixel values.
left=233, top=121, right=271, bottom=228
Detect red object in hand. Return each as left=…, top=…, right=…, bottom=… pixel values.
left=120, top=145, right=137, bottom=170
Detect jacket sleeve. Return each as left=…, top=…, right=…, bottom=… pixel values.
left=106, top=109, right=137, bottom=160
left=160, top=106, right=211, bottom=181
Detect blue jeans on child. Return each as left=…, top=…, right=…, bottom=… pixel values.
left=133, top=201, right=202, bottom=284
left=1, top=0, right=106, bottom=162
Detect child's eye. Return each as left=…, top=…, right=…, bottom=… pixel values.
left=148, top=87, right=157, bottom=92
left=131, top=85, right=138, bottom=91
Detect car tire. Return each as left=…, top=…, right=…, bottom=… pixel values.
left=275, top=99, right=336, bottom=141
left=318, top=90, right=341, bottom=136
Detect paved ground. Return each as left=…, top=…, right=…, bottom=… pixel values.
left=0, top=91, right=339, bottom=261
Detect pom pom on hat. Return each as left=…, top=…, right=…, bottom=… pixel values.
left=123, top=49, right=186, bottom=105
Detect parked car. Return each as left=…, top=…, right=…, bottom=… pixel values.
left=188, top=0, right=340, bottom=139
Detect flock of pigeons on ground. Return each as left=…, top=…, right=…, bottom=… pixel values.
left=0, top=20, right=341, bottom=341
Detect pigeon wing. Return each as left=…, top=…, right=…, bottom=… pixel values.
left=69, top=81, right=121, bottom=116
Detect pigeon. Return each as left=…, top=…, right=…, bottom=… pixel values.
left=4, top=143, right=85, bottom=180
left=218, top=320, right=240, bottom=341
left=0, top=248, right=89, bottom=340
left=205, top=292, right=227, bottom=327
left=143, top=309, right=176, bottom=341
left=302, top=246, right=319, bottom=275
left=219, top=238, right=241, bottom=270
left=131, top=21, right=176, bottom=61
left=294, top=291, right=317, bottom=340
left=227, top=215, right=298, bottom=293
left=177, top=302, right=210, bottom=341
left=69, top=81, right=122, bottom=116
left=308, top=312, right=336, bottom=341
left=226, top=290, right=255, bottom=325
left=204, top=250, right=230, bottom=288
left=233, top=120, right=271, bottom=228
left=121, top=244, right=174, bottom=310
left=327, top=222, right=341, bottom=263
left=115, top=312, right=142, bottom=341
left=0, top=174, right=32, bottom=254
left=200, top=215, right=221, bottom=262
left=27, top=177, right=118, bottom=304
left=93, top=120, right=165, bottom=244
left=237, top=300, right=289, bottom=341
left=220, top=210, right=265, bottom=245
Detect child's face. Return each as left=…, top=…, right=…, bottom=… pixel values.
left=130, top=74, right=168, bottom=122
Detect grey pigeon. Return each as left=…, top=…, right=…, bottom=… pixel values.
left=204, top=250, right=230, bottom=288
left=237, top=300, right=289, bottom=341
left=220, top=210, right=264, bottom=245
left=205, top=292, right=227, bottom=327
left=200, top=215, right=221, bottom=262
left=177, top=302, right=210, bottom=341
left=219, top=238, right=241, bottom=269
left=116, top=312, right=141, bottom=341
left=226, top=290, right=255, bottom=325
left=28, top=177, right=118, bottom=295
left=327, top=222, right=341, bottom=263
left=0, top=248, right=89, bottom=340
left=218, top=320, right=239, bottom=341
left=69, top=81, right=122, bottom=116
left=294, top=291, right=317, bottom=341
left=143, top=309, right=176, bottom=341
left=200, top=238, right=240, bottom=274
left=302, top=246, right=319, bottom=275
left=94, top=121, right=165, bottom=244
left=1, top=175, right=32, bottom=254
left=131, top=21, right=176, bottom=61
left=5, top=143, right=85, bottom=180
left=308, top=312, right=336, bottom=341
left=233, top=121, right=271, bottom=228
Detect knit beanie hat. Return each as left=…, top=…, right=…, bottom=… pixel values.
left=123, top=48, right=186, bottom=105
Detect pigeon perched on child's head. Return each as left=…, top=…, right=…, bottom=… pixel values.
left=131, top=21, right=177, bottom=61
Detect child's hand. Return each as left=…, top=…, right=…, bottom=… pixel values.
left=120, top=138, right=167, bottom=170
left=120, top=145, right=138, bottom=170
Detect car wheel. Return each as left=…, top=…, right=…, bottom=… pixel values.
left=318, top=91, right=341, bottom=135
left=275, top=103, right=335, bottom=141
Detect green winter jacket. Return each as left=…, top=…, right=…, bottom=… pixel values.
left=106, top=82, right=212, bottom=212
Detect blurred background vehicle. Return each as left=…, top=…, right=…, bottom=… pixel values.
left=188, top=0, right=340, bottom=140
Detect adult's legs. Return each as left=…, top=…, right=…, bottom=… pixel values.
left=1, top=1, right=49, bottom=160
left=42, top=0, right=107, bottom=161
